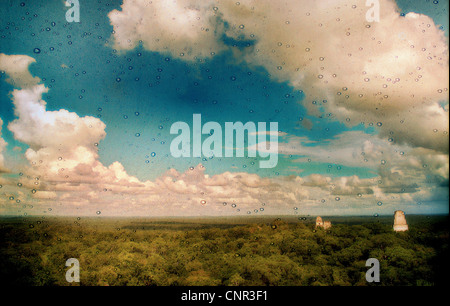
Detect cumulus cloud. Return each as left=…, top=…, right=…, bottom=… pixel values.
left=108, top=0, right=226, bottom=59
left=8, top=85, right=106, bottom=152
left=109, top=0, right=449, bottom=153
left=331, top=175, right=375, bottom=196
left=0, top=53, right=41, bottom=88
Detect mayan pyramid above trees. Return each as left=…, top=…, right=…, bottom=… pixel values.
left=393, top=210, right=409, bottom=232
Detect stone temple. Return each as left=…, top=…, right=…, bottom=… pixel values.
left=393, top=210, right=409, bottom=232
left=316, top=216, right=332, bottom=229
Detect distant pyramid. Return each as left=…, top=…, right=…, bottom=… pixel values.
left=393, top=210, right=409, bottom=232
left=316, top=216, right=323, bottom=227
left=315, top=216, right=331, bottom=229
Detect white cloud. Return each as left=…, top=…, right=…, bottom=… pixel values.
left=108, top=0, right=226, bottom=60
left=32, top=190, right=58, bottom=200
left=0, top=53, right=41, bottom=88
left=8, top=85, right=106, bottom=152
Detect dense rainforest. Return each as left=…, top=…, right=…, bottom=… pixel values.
left=0, top=215, right=448, bottom=286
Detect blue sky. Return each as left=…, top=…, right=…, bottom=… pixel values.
left=0, top=0, right=448, bottom=216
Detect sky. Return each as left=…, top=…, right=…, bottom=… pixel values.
left=0, top=0, right=448, bottom=217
